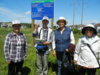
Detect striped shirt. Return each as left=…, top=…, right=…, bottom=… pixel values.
left=33, top=27, right=53, bottom=54
left=4, top=32, right=27, bottom=62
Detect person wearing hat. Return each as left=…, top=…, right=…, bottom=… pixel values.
left=52, top=17, right=75, bottom=75
left=74, top=24, right=100, bottom=75
left=32, top=16, right=53, bottom=75
left=4, top=20, right=27, bottom=75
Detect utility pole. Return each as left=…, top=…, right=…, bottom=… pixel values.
left=81, top=0, right=84, bottom=25
left=73, top=0, right=76, bottom=29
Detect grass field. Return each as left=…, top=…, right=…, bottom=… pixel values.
left=0, top=28, right=100, bottom=75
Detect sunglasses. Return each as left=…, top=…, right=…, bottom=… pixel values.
left=85, top=28, right=93, bottom=31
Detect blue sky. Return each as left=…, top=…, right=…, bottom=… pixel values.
left=0, top=0, right=100, bottom=25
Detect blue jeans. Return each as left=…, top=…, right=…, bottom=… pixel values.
left=56, top=51, right=66, bottom=75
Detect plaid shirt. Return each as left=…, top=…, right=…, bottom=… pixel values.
left=4, top=32, right=27, bottom=63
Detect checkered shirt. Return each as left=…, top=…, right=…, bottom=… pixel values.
left=4, top=32, right=27, bottom=62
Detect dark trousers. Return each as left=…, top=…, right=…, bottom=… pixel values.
left=56, top=52, right=66, bottom=75
left=79, top=68, right=96, bottom=75
left=8, top=61, right=23, bottom=75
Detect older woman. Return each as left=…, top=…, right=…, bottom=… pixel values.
left=52, top=17, right=75, bottom=75
left=4, top=20, right=27, bottom=75
left=74, top=24, right=100, bottom=75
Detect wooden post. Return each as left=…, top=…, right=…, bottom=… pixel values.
left=51, top=18, right=54, bottom=30
left=32, top=19, right=35, bottom=46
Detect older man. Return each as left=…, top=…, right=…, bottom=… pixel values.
left=32, top=16, right=53, bottom=75
left=4, top=20, right=27, bottom=75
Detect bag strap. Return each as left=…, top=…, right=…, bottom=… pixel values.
left=39, top=28, right=42, bottom=39
left=39, top=28, right=49, bottom=41
left=86, top=44, right=100, bottom=67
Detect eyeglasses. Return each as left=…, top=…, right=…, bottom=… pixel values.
left=12, top=25, right=21, bottom=28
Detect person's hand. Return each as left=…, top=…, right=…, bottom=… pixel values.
left=33, top=23, right=40, bottom=33
left=74, top=60, right=77, bottom=64
left=7, top=61, right=11, bottom=64
left=80, top=66, right=94, bottom=69
left=66, top=49, right=69, bottom=52
left=52, top=50, right=56, bottom=56
left=35, top=23, right=40, bottom=29
left=87, top=66, right=94, bottom=69
left=43, top=41, right=50, bottom=45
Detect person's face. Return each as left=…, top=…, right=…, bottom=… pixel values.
left=42, top=20, right=49, bottom=28
left=58, top=20, right=65, bottom=28
left=85, top=28, right=94, bottom=37
left=12, top=24, right=21, bottom=33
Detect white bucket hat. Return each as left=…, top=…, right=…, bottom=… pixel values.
left=12, top=20, right=21, bottom=27
left=57, top=17, right=68, bottom=25
left=42, top=16, right=49, bottom=22
left=12, top=20, right=21, bottom=25
left=82, top=24, right=97, bottom=35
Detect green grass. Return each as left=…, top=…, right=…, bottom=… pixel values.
left=0, top=28, right=100, bottom=75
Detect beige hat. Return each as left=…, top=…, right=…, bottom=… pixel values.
left=56, top=17, right=68, bottom=25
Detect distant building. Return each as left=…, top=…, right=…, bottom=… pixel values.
left=0, top=22, right=12, bottom=28
left=0, top=22, right=31, bottom=28
left=95, top=23, right=100, bottom=33
left=67, top=24, right=85, bottom=30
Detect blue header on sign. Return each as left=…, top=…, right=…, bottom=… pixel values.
left=31, top=2, right=54, bottom=20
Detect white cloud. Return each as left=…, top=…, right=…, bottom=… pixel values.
left=25, top=11, right=31, bottom=15
left=0, top=7, right=31, bottom=23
